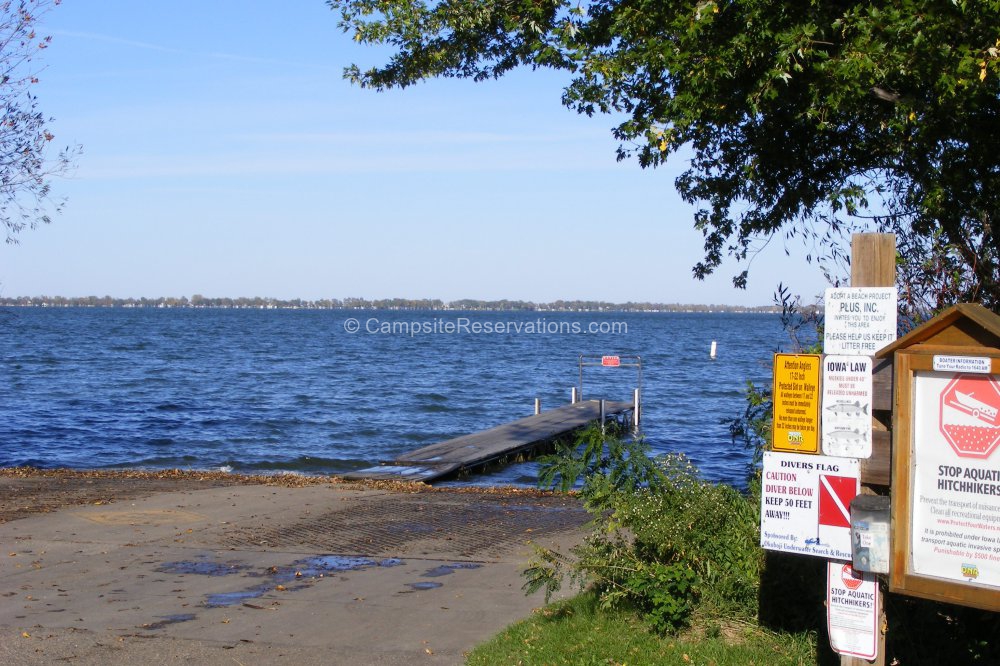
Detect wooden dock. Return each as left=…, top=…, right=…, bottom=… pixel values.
left=343, top=399, right=634, bottom=483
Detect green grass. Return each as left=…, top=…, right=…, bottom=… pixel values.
left=466, top=592, right=816, bottom=666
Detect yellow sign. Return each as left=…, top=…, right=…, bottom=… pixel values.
left=772, top=353, right=822, bottom=454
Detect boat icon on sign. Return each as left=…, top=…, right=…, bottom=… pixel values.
left=948, top=391, right=1000, bottom=426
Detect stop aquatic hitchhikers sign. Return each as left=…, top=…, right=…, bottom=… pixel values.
left=827, top=561, right=879, bottom=660
left=911, top=371, right=1000, bottom=589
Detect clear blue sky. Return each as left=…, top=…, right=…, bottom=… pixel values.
left=0, top=0, right=831, bottom=306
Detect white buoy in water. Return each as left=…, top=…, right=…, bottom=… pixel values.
left=710, top=340, right=717, bottom=359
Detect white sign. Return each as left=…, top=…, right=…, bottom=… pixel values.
left=760, top=452, right=860, bottom=560
left=827, top=561, right=879, bottom=660
left=910, top=371, right=1000, bottom=589
left=822, top=355, right=873, bottom=458
left=934, top=355, right=992, bottom=374
left=824, top=288, right=897, bottom=356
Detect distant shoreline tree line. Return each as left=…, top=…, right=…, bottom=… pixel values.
left=0, top=294, right=782, bottom=313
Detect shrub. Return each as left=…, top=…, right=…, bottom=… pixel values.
left=527, top=432, right=763, bottom=633
left=537, top=423, right=662, bottom=503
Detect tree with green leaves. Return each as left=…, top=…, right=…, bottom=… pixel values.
left=329, top=0, right=1000, bottom=314
left=0, top=0, right=76, bottom=244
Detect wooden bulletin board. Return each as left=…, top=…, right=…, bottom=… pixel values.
left=890, top=348, right=1000, bottom=611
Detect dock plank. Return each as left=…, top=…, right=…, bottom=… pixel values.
left=344, top=400, right=633, bottom=483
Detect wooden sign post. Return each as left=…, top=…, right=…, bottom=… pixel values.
left=842, top=233, right=895, bottom=666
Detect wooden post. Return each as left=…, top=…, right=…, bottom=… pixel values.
left=851, top=233, right=896, bottom=288
left=842, top=232, right=895, bottom=666
left=633, top=388, right=641, bottom=430
left=571, top=386, right=579, bottom=404
left=534, top=398, right=541, bottom=415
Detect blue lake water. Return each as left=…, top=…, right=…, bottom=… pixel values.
left=0, top=308, right=791, bottom=487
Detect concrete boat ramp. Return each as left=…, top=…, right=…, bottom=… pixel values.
left=344, top=399, right=635, bottom=483
left=0, top=473, right=591, bottom=665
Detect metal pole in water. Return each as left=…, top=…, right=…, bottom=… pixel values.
left=534, top=398, right=541, bottom=415
left=633, top=388, right=641, bottom=431
left=571, top=386, right=578, bottom=404
left=710, top=340, right=718, bottom=359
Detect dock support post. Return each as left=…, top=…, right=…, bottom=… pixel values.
left=571, top=387, right=579, bottom=404
left=633, top=388, right=641, bottom=431
left=599, top=399, right=606, bottom=434
left=534, top=398, right=541, bottom=415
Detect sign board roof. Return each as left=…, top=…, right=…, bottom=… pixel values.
left=876, top=303, right=1000, bottom=358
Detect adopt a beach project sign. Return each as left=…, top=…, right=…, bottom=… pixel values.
left=761, top=451, right=860, bottom=560
left=824, top=287, right=897, bottom=356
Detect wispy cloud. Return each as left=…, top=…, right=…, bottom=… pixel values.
left=234, top=129, right=610, bottom=146
left=50, top=29, right=335, bottom=71
left=51, top=29, right=194, bottom=55
left=71, top=149, right=630, bottom=180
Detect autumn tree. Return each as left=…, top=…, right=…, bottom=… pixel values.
left=329, top=0, right=1000, bottom=314
left=0, top=0, right=76, bottom=244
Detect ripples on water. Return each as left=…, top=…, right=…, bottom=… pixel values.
left=0, top=308, right=795, bottom=487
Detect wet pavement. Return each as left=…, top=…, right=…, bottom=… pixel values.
left=0, top=475, right=589, bottom=664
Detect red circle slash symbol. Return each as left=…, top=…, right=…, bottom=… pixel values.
left=841, top=563, right=864, bottom=591
left=939, top=374, right=1000, bottom=459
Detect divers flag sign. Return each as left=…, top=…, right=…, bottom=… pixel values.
left=761, top=452, right=860, bottom=560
